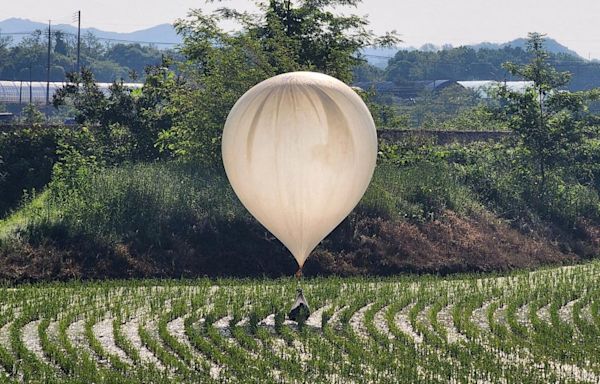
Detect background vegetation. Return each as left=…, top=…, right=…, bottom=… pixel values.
left=0, top=0, right=599, bottom=281
left=0, top=30, right=169, bottom=82
left=377, top=45, right=600, bottom=91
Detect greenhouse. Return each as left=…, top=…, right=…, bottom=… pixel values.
left=0, top=81, right=142, bottom=105
left=457, top=80, right=533, bottom=98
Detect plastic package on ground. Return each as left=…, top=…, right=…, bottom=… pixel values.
left=288, top=288, right=310, bottom=322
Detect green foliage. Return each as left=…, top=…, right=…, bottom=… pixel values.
left=50, top=126, right=102, bottom=194
left=435, top=105, right=507, bottom=131
left=0, top=126, right=59, bottom=217
left=502, top=33, right=571, bottom=92
left=53, top=59, right=181, bottom=161
left=296, top=306, right=309, bottom=330
left=384, top=41, right=600, bottom=91
left=274, top=310, right=285, bottom=334
left=353, top=61, right=384, bottom=83
left=53, top=69, right=107, bottom=124
left=13, top=155, right=480, bottom=252
left=359, top=89, right=410, bottom=129
left=494, top=33, right=600, bottom=208
left=450, top=141, right=600, bottom=228
left=411, top=85, right=483, bottom=128
left=159, top=0, right=398, bottom=164
left=360, top=161, right=476, bottom=222
left=375, top=135, right=600, bottom=229
left=40, top=162, right=244, bottom=248
left=106, top=43, right=166, bottom=77
left=371, top=84, right=501, bottom=130
left=0, top=30, right=167, bottom=82
left=21, top=103, right=45, bottom=125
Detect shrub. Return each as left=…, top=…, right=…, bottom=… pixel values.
left=360, top=162, right=476, bottom=222
left=46, top=161, right=245, bottom=247
left=452, top=141, right=600, bottom=229
left=0, top=126, right=60, bottom=218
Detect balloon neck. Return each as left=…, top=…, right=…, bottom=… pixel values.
left=295, top=267, right=303, bottom=280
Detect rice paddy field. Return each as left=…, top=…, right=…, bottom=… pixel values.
left=0, top=261, right=598, bottom=383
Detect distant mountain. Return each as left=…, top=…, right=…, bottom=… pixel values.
left=362, top=37, right=583, bottom=68
left=470, top=38, right=582, bottom=59
left=0, top=18, right=584, bottom=61
left=0, top=18, right=181, bottom=47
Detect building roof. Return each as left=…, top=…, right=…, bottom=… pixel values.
left=353, top=80, right=459, bottom=98
left=0, top=81, right=143, bottom=105
left=457, top=80, right=533, bottom=98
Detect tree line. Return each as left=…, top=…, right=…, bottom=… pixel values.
left=0, top=30, right=170, bottom=82
left=378, top=45, right=600, bottom=91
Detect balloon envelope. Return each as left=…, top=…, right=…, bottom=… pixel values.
left=222, top=71, right=377, bottom=267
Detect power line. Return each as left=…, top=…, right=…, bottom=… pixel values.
left=0, top=30, right=179, bottom=46
left=361, top=54, right=600, bottom=67
left=88, top=36, right=179, bottom=45
left=3, top=30, right=600, bottom=63
left=76, top=11, right=81, bottom=72
left=0, top=32, right=39, bottom=35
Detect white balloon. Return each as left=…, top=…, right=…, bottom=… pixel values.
left=222, top=71, right=377, bottom=268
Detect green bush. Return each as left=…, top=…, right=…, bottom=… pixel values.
left=44, top=161, right=245, bottom=247
left=451, top=141, right=600, bottom=228
left=12, top=157, right=478, bottom=250
left=360, top=162, right=476, bottom=222
left=0, top=127, right=60, bottom=218
left=9, top=138, right=600, bottom=258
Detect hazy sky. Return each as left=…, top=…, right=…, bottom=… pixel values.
left=3, top=0, right=600, bottom=58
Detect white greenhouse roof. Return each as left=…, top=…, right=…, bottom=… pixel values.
left=457, top=80, right=533, bottom=98
left=0, top=81, right=143, bottom=105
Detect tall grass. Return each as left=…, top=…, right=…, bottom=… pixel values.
left=361, top=162, right=477, bottom=221
left=1, top=160, right=479, bottom=249
left=48, top=162, right=247, bottom=246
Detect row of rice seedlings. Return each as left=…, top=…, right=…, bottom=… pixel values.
left=450, top=282, right=559, bottom=383
left=0, top=261, right=598, bottom=382
left=83, top=311, right=129, bottom=373
left=9, top=308, right=56, bottom=383
left=0, top=310, right=16, bottom=376
left=472, top=270, right=597, bottom=382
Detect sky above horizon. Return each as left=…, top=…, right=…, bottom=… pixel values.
left=3, top=0, right=600, bottom=59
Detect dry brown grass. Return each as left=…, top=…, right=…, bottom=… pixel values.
left=1, top=208, right=596, bottom=282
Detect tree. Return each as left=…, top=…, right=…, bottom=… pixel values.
left=54, top=30, right=69, bottom=56
left=21, top=103, right=45, bottom=125
left=412, top=85, right=482, bottom=128
left=497, top=33, right=600, bottom=203
left=106, top=44, right=163, bottom=77
left=53, top=58, right=181, bottom=162
left=82, top=32, right=105, bottom=59
left=0, top=33, right=11, bottom=69
left=159, top=0, right=399, bottom=164
left=54, top=68, right=108, bottom=124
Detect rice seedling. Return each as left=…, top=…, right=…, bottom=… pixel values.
left=0, top=262, right=596, bottom=383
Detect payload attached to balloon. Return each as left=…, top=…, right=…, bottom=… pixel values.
left=222, top=71, right=378, bottom=272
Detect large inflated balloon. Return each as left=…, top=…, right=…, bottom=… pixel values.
left=222, top=71, right=377, bottom=268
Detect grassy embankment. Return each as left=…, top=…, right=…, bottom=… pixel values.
left=1, top=138, right=598, bottom=281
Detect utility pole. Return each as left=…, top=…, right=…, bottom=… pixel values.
left=46, top=20, right=51, bottom=105
left=76, top=11, right=81, bottom=72
left=29, top=65, right=32, bottom=104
